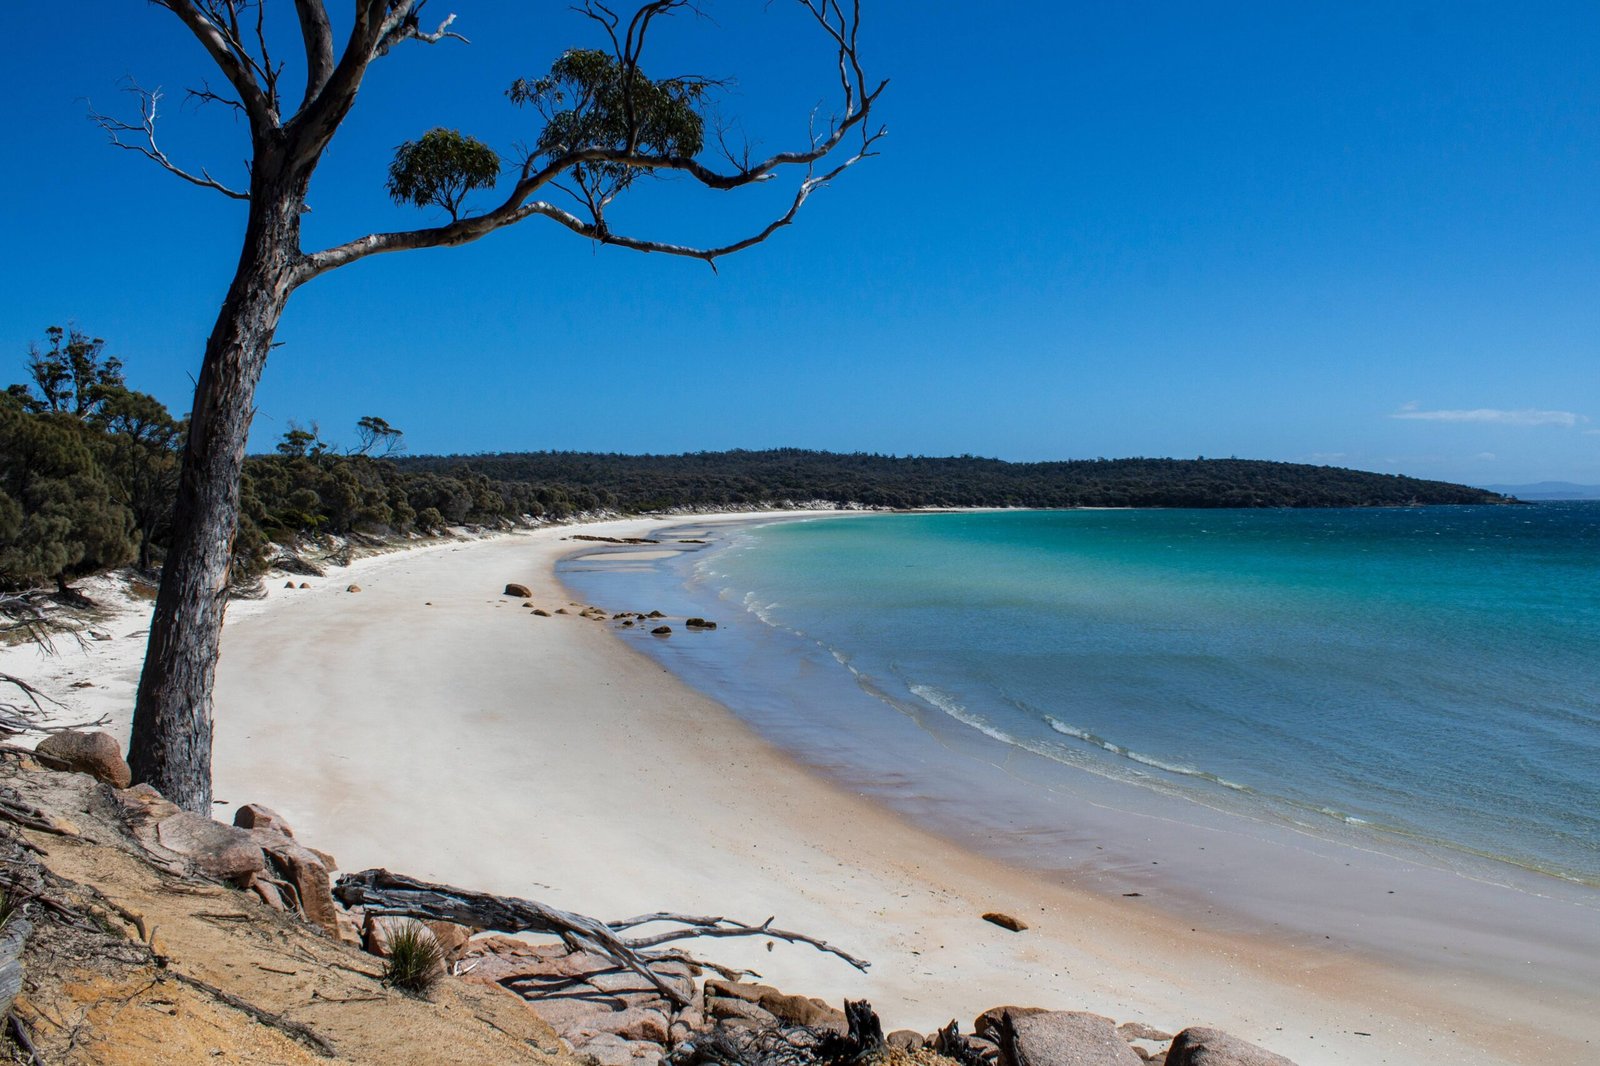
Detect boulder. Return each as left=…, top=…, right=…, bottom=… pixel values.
left=258, top=837, right=339, bottom=936
left=298, top=582, right=311, bottom=589
left=887, top=1030, right=925, bottom=1052
left=155, top=812, right=268, bottom=884
left=1119, top=1022, right=1172, bottom=1043
left=505, top=582, right=533, bottom=597
left=233, top=803, right=294, bottom=837
left=975, top=1006, right=1050, bottom=1037
left=424, top=920, right=473, bottom=962
left=706, top=980, right=846, bottom=1034
left=284, top=580, right=296, bottom=588
left=651, top=626, right=672, bottom=635
left=1004, top=1011, right=1142, bottom=1066
left=1164, top=1028, right=1296, bottom=1066
left=646, top=610, right=665, bottom=618
left=982, top=911, right=1028, bottom=932
left=684, top=618, right=717, bottom=630
left=533, top=609, right=552, bottom=617
left=346, top=584, right=362, bottom=593
left=34, top=731, right=131, bottom=788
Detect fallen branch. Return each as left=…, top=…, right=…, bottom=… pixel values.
left=165, top=971, right=336, bottom=1058
left=334, top=869, right=869, bottom=1008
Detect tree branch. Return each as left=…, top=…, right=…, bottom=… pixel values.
left=89, top=83, right=250, bottom=201
left=291, top=0, right=336, bottom=110
left=151, top=0, right=277, bottom=134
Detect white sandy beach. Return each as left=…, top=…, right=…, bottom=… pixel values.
left=6, top=514, right=1593, bottom=1065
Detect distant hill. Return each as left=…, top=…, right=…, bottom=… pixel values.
left=1483, top=482, right=1600, bottom=501
left=394, top=450, right=1511, bottom=511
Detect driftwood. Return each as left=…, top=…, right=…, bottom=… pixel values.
left=334, top=868, right=869, bottom=1008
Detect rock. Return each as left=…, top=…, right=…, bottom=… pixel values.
left=646, top=610, right=665, bottom=618
left=505, top=582, right=533, bottom=597
left=705, top=981, right=846, bottom=1033
left=1119, top=1022, right=1173, bottom=1043
left=346, top=584, right=362, bottom=593
left=299, top=582, right=311, bottom=589
left=155, top=812, right=268, bottom=884
left=233, top=803, right=294, bottom=837
left=424, top=920, right=473, bottom=962
left=533, top=609, right=551, bottom=617
left=525, top=602, right=536, bottom=608
left=257, top=836, right=339, bottom=936
left=982, top=911, right=1028, bottom=932
left=887, top=1030, right=926, bottom=1051
left=1005, top=1011, right=1142, bottom=1066
left=622, top=620, right=634, bottom=627
left=1164, top=1028, right=1296, bottom=1066
left=335, top=913, right=363, bottom=947
left=974, top=1006, right=1050, bottom=1037
left=684, top=618, right=717, bottom=630
left=706, top=995, right=780, bottom=1029
left=284, top=580, right=296, bottom=588
left=34, top=731, right=132, bottom=788
left=651, top=626, right=672, bottom=635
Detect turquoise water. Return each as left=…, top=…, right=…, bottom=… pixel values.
left=652, top=505, right=1600, bottom=884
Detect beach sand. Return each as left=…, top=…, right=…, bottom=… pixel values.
left=8, top=515, right=1592, bottom=1064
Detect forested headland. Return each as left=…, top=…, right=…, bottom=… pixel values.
left=1, top=328, right=1511, bottom=593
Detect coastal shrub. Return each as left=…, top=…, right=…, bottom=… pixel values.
left=382, top=919, right=444, bottom=993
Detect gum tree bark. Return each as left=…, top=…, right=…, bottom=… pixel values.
left=113, top=0, right=884, bottom=811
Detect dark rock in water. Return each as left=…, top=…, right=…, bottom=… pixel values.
left=622, top=620, right=635, bottom=627
left=982, top=911, right=1028, bottom=931
left=647, top=610, right=665, bottom=618
left=1165, top=1027, right=1297, bottom=1066
left=1007, top=1011, right=1142, bottom=1065
left=685, top=617, right=717, bottom=630
left=651, top=626, right=672, bottom=635
left=34, top=731, right=132, bottom=789
left=504, top=582, right=533, bottom=598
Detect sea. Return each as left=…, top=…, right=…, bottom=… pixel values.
left=561, top=504, right=1600, bottom=892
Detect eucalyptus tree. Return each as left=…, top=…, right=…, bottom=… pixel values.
left=97, top=1, right=884, bottom=811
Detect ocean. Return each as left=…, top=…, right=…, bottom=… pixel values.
left=561, top=504, right=1600, bottom=889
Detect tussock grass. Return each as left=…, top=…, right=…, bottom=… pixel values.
left=382, top=920, right=444, bottom=993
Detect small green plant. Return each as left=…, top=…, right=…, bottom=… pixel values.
left=382, top=920, right=443, bottom=993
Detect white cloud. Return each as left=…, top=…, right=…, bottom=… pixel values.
left=1476, top=452, right=1497, bottom=461
left=1391, top=406, right=1586, bottom=427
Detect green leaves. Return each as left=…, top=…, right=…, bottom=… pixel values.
left=509, top=48, right=710, bottom=204
left=386, top=129, right=501, bottom=220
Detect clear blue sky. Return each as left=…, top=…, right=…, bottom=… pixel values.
left=3, top=2, right=1596, bottom=485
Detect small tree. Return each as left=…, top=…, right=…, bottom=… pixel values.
left=20, top=326, right=126, bottom=418
left=92, top=387, right=186, bottom=571
left=353, top=416, right=405, bottom=457
left=97, top=1, right=883, bottom=811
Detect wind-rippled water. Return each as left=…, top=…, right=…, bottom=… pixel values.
left=668, top=505, right=1600, bottom=884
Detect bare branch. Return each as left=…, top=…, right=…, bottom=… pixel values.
left=89, top=83, right=250, bottom=201
left=151, top=0, right=277, bottom=132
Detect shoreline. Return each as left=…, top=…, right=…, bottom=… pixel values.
left=4, top=513, right=1590, bottom=1064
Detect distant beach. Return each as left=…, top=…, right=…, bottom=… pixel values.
left=26, top=512, right=1584, bottom=1065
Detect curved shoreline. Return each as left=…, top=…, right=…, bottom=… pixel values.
left=9, top=514, right=1586, bottom=1064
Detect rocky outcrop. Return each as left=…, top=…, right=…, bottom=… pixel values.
left=33, top=730, right=132, bottom=788
left=1165, top=1027, right=1297, bottom=1066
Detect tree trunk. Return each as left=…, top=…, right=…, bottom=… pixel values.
left=127, top=167, right=303, bottom=813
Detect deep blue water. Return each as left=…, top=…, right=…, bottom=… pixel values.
left=571, top=504, right=1600, bottom=885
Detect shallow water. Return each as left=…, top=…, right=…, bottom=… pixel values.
left=564, top=505, right=1600, bottom=887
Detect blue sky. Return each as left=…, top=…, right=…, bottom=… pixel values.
left=2, top=2, right=1596, bottom=485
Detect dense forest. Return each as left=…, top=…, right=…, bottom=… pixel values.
left=1, top=328, right=1510, bottom=592
left=398, top=450, right=1508, bottom=511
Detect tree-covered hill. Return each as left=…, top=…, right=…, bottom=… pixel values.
left=395, top=449, right=1510, bottom=512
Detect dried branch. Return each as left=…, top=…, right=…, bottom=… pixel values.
left=151, top=0, right=277, bottom=131
left=89, top=82, right=250, bottom=201
left=333, top=869, right=868, bottom=1009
